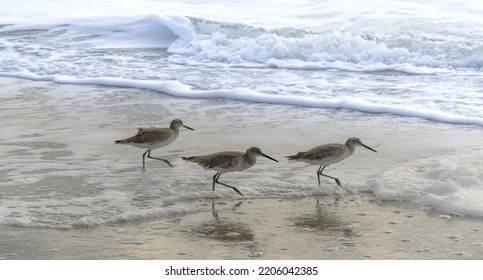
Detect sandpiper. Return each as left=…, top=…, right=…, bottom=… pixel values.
left=286, top=137, right=377, bottom=186
left=115, top=119, right=193, bottom=169
left=182, top=147, right=278, bottom=196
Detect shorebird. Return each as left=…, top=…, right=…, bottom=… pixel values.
left=115, top=119, right=194, bottom=169
left=286, top=137, right=377, bottom=186
left=182, top=147, right=278, bottom=196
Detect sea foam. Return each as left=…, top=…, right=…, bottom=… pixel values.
left=1, top=12, right=482, bottom=74
left=2, top=71, right=483, bottom=128
left=373, top=148, right=483, bottom=218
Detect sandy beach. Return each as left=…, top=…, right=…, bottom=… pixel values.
left=1, top=194, right=482, bottom=260
left=1, top=77, right=483, bottom=260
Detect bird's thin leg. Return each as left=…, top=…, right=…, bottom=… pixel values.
left=212, top=173, right=221, bottom=191
left=214, top=174, right=244, bottom=196
left=316, top=165, right=325, bottom=186
left=146, top=150, right=174, bottom=167
left=318, top=165, right=342, bottom=186
left=321, top=174, right=342, bottom=186
left=142, top=149, right=150, bottom=169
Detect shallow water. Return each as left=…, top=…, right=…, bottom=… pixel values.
left=1, top=78, right=483, bottom=231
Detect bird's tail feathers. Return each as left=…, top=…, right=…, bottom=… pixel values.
left=181, top=156, right=195, bottom=161
left=286, top=152, right=303, bottom=160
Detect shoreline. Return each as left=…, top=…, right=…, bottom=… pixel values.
left=1, top=77, right=482, bottom=260
left=1, top=193, right=482, bottom=260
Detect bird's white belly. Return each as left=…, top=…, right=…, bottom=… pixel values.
left=214, top=159, right=252, bottom=173
left=306, top=152, right=351, bottom=166
left=130, top=136, right=176, bottom=150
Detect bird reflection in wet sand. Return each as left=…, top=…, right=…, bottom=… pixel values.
left=192, top=201, right=254, bottom=242
left=291, top=198, right=355, bottom=239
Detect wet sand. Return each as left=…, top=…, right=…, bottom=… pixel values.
left=1, top=193, right=482, bottom=260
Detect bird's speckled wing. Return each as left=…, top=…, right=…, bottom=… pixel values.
left=289, top=143, right=345, bottom=162
left=119, top=128, right=173, bottom=144
left=306, top=144, right=344, bottom=160
left=185, top=151, right=244, bottom=169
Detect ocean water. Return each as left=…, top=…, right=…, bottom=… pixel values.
left=1, top=0, right=483, bottom=230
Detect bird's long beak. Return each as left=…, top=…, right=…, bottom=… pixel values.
left=362, top=143, right=377, bottom=153
left=261, top=153, right=279, bottom=162
left=183, top=124, right=194, bottom=131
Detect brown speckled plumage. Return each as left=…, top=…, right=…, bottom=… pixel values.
left=115, top=119, right=193, bottom=169
left=182, top=147, right=278, bottom=196
left=286, top=137, right=377, bottom=186
left=116, top=127, right=175, bottom=145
